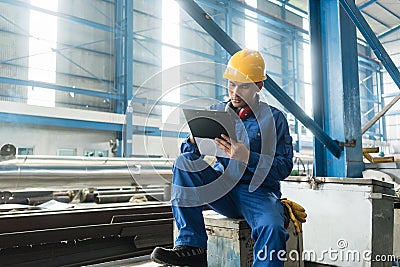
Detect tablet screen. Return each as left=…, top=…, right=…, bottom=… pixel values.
left=183, top=109, right=236, bottom=141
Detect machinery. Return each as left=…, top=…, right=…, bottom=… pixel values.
left=0, top=156, right=175, bottom=266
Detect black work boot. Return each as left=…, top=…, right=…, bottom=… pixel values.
left=150, top=245, right=207, bottom=267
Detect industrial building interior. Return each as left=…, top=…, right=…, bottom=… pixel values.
left=0, top=0, right=399, bottom=266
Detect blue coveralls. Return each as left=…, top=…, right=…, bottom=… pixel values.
left=172, top=100, right=294, bottom=267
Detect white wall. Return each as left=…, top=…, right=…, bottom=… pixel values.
left=0, top=122, right=113, bottom=156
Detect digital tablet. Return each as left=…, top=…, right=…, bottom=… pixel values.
left=182, top=109, right=236, bottom=140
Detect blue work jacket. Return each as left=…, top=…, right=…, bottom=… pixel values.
left=180, top=100, right=293, bottom=196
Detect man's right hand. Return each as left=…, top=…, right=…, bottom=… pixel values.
left=189, top=135, right=195, bottom=144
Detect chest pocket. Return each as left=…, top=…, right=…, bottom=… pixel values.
left=248, top=129, right=261, bottom=153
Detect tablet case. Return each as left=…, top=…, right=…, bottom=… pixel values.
left=183, top=109, right=236, bottom=141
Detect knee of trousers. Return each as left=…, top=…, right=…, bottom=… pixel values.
left=253, top=222, right=288, bottom=244
left=172, top=153, right=207, bottom=185
left=178, top=152, right=201, bottom=161
left=174, top=152, right=201, bottom=167
left=173, top=153, right=209, bottom=174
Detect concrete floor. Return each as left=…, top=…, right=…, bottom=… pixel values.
left=85, top=255, right=160, bottom=267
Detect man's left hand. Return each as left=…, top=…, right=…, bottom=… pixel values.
left=215, top=134, right=250, bottom=164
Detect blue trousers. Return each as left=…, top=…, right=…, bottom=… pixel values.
left=171, top=152, right=289, bottom=267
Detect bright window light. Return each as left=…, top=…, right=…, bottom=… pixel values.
left=302, top=18, right=312, bottom=137
left=302, top=18, right=312, bottom=117
left=303, top=42, right=312, bottom=116
left=162, top=0, right=180, bottom=124
left=245, top=0, right=258, bottom=50
left=27, top=0, right=58, bottom=107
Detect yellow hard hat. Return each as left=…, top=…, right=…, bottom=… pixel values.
left=223, top=49, right=266, bottom=83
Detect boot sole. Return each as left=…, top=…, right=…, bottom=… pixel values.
left=150, top=249, right=207, bottom=267
left=150, top=252, right=190, bottom=267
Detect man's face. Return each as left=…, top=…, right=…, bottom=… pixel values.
left=228, top=80, right=261, bottom=108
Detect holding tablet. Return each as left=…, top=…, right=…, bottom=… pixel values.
left=182, top=109, right=236, bottom=157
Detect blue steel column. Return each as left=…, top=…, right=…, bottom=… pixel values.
left=114, top=0, right=124, bottom=157
left=123, top=0, right=133, bottom=157
left=340, top=4, right=364, bottom=177
left=309, top=0, right=327, bottom=176
left=309, top=0, right=363, bottom=177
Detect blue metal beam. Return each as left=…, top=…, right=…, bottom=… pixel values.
left=357, top=55, right=380, bottom=70
left=1, top=60, right=114, bottom=85
left=379, top=24, right=400, bottom=39
left=310, top=0, right=364, bottom=177
left=0, top=77, right=121, bottom=100
left=339, top=4, right=364, bottom=177
left=115, top=0, right=124, bottom=114
left=386, top=110, right=400, bottom=116
left=0, top=94, right=111, bottom=111
left=276, top=0, right=308, bottom=18
left=339, top=0, right=400, bottom=89
left=382, top=92, right=400, bottom=98
left=133, top=33, right=223, bottom=62
left=308, top=0, right=326, bottom=176
left=0, top=0, right=118, bottom=34
left=0, top=113, right=122, bottom=131
left=115, top=0, right=124, bottom=157
left=124, top=0, right=133, bottom=157
left=0, top=112, right=190, bottom=138
left=132, top=126, right=188, bottom=138
left=195, top=0, right=226, bottom=12
left=0, top=26, right=113, bottom=61
left=176, top=0, right=343, bottom=158
left=358, top=0, right=377, bottom=10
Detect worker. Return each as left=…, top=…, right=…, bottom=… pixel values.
left=151, top=49, right=294, bottom=267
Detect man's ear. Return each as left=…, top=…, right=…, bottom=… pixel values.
left=256, top=81, right=263, bottom=91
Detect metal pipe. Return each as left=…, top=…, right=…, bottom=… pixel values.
left=12, top=155, right=174, bottom=163
left=95, top=194, right=135, bottom=204
left=96, top=188, right=164, bottom=195
left=27, top=196, right=71, bottom=205
left=94, top=193, right=164, bottom=204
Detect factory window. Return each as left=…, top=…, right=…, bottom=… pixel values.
left=27, top=0, right=58, bottom=107
left=17, top=147, right=34, bottom=155
left=245, top=0, right=258, bottom=50
left=161, top=0, right=180, bottom=124
left=57, top=149, right=77, bottom=156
